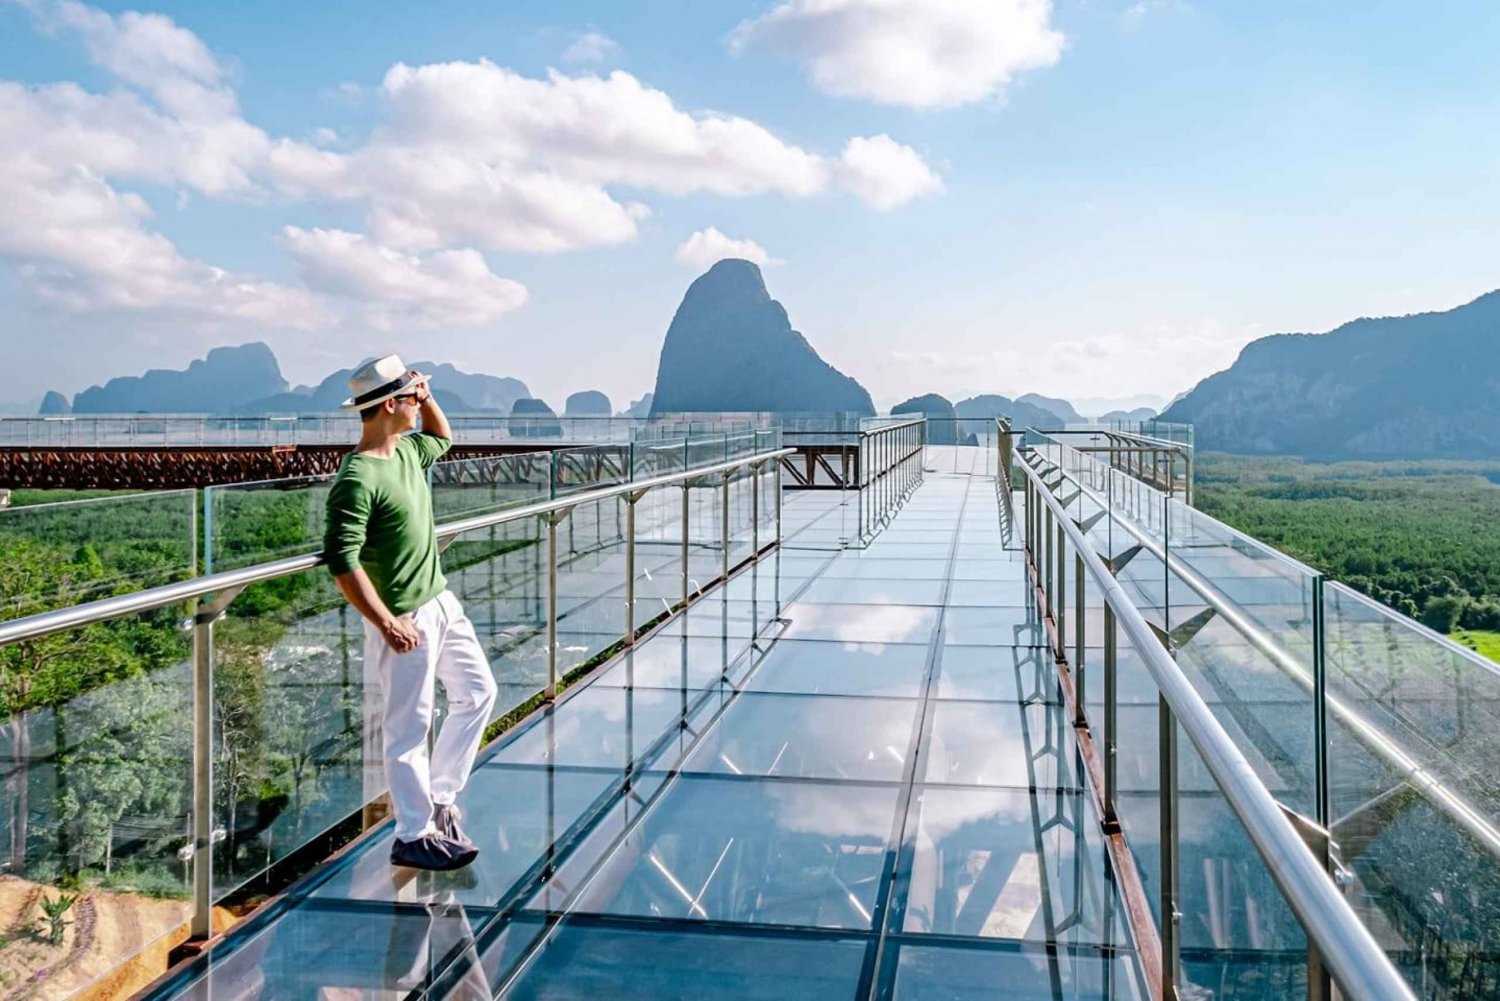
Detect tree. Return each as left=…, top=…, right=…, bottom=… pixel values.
left=1423, top=595, right=1468, bottom=634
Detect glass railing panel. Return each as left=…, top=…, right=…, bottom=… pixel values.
left=1110, top=613, right=1167, bottom=907
left=552, top=445, right=629, bottom=498
left=552, top=495, right=629, bottom=673
left=630, top=438, right=685, bottom=480
left=0, top=491, right=197, bottom=616
left=725, top=467, right=757, bottom=568
left=1173, top=724, right=1310, bottom=1000
left=1324, top=581, right=1500, bottom=995
left=433, top=452, right=551, bottom=520
left=205, top=473, right=330, bottom=571
left=210, top=567, right=372, bottom=900
left=684, top=478, right=724, bottom=594
left=630, top=484, right=686, bottom=617
left=0, top=606, right=194, bottom=997
left=445, top=517, right=551, bottom=717
left=685, top=433, right=730, bottom=471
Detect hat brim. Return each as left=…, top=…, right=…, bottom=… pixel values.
left=340, top=371, right=430, bottom=410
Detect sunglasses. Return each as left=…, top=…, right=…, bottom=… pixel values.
left=394, top=392, right=423, bottom=406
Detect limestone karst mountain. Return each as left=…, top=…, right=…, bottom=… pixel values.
left=1162, top=289, right=1500, bottom=458
left=37, top=391, right=71, bottom=416
left=953, top=394, right=1065, bottom=434
left=623, top=393, right=654, bottom=418
left=649, top=260, right=874, bottom=416
left=1017, top=392, right=1082, bottom=425
left=893, top=394, right=958, bottom=445
left=73, top=343, right=287, bottom=413
left=1098, top=406, right=1159, bottom=423
left=60, top=343, right=531, bottom=415
left=565, top=390, right=612, bottom=416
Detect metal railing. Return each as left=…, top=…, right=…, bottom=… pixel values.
left=1033, top=433, right=1500, bottom=863
left=0, top=414, right=766, bottom=447
left=855, top=416, right=925, bottom=539
left=1023, top=426, right=1194, bottom=504
left=1017, top=447, right=1414, bottom=1000
left=0, top=445, right=793, bottom=967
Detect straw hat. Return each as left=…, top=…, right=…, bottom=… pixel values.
left=340, top=354, right=429, bottom=410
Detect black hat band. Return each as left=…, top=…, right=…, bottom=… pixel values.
left=352, top=373, right=415, bottom=406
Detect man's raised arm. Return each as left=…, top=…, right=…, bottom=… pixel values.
left=415, top=375, right=451, bottom=441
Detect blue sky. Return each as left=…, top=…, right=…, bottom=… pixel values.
left=3, top=0, right=1499, bottom=414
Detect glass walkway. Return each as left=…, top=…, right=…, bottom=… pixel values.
left=141, top=466, right=1149, bottom=999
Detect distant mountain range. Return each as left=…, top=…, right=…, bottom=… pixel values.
left=649, top=259, right=874, bottom=415
left=46, top=343, right=540, bottom=416
left=1162, top=290, right=1500, bottom=458
left=30, top=261, right=1167, bottom=428
left=955, top=394, right=1074, bottom=430
left=1098, top=406, right=1159, bottom=423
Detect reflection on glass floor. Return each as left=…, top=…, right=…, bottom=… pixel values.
left=146, top=474, right=1147, bottom=1000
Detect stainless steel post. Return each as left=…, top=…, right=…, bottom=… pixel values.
left=751, top=462, right=760, bottom=556
left=1312, top=574, right=1329, bottom=827
left=190, top=606, right=214, bottom=939
left=1044, top=505, right=1055, bottom=614
left=1103, top=603, right=1118, bottom=827
left=1186, top=447, right=1195, bottom=507
left=681, top=483, right=692, bottom=607
left=624, top=496, right=638, bottom=646
left=1055, top=521, right=1067, bottom=659
left=1160, top=694, right=1181, bottom=998
left=1310, top=573, right=1332, bottom=1001
left=720, top=473, right=731, bottom=581
left=856, top=434, right=865, bottom=541
left=1074, top=552, right=1086, bottom=727
left=775, top=459, right=783, bottom=543
left=546, top=514, right=560, bottom=697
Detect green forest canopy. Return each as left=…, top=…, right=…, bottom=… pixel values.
left=1194, top=454, right=1500, bottom=634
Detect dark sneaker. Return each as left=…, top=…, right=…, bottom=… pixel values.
left=390, top=832, right=478, bottom=871
left=433, top=803, right=477, bottom=852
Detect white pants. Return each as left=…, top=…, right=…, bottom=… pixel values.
left=363, top=590, right=498, bottom=841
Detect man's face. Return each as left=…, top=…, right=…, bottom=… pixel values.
left=392, top=393, right=421, bottom=430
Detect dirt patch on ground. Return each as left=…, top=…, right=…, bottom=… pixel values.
left=0, top=876, right=191, bottom=999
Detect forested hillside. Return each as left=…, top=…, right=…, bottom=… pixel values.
left=1195, top=454, right=1500, bottom=634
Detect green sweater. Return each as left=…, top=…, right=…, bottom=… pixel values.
left=324, top=432, right=452, bottom=615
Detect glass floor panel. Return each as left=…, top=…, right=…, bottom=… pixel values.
left=531, top=772, right=899, bottom=930
left=923, top=700, right=1083, bottom=790
left=935, top=645, right=1062, bottom=704
left=779, top=602, right=941, bottom=644
left=677, top=692, right=920, bottom=781
left=740, top=638, right=931, bottom=698
left=490, top=915, right=870, bottom=1000
left=310, top=765, right=620, bottom=908
left=888, top=939, right=1148, bottom=1001
left=145, top=471, right=1147, bottom=1000
left=893, top=785, right=1129, bottom=950
left=796, top=576, right=949, bottom=606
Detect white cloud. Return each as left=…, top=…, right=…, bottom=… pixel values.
left=560, top=30, right=620, bottom=65
left=730, top=0, right=1065, bottom=109
left=268, top=61, right=940, bottom=252
left=1, top=0, right=944, bottom=368
left=836, top=134, right=943, bottom=210
left=0, top=1, right=534, bottom=337
left=283, top=227, right=528, bottom=330
left=675, top=227, right=784, bottom=271
left=0, top=2, right=318, bottom=328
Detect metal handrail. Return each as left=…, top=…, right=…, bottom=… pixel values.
left=1018, top=449, right=1415, bottom=1000
left=854, top=417, right=925, bottom=539
left=1038, top=426, right=1194, bottom=504
left=1035, top=441, right=1500, bottom=860
left=0, top=447, right=795, bottom=647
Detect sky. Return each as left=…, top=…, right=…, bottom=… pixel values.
left=3, top=0, right=1500, bottom=414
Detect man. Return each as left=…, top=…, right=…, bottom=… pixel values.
left=324, top=354, right=497, bottom=870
